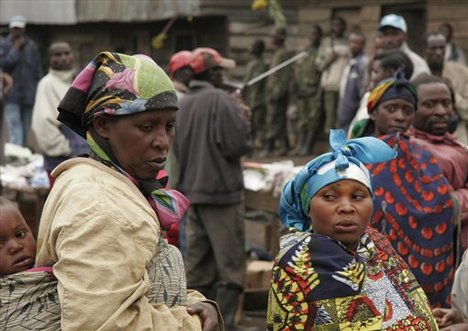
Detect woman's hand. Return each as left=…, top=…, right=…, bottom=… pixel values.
left=187, top=302, right=220, bottom=331
left=433, top=308, right=464, bottom=328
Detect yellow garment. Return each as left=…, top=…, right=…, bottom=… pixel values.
left=36, top=157, right=209, bottom=331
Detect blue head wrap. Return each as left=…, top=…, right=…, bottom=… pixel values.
left=279, top=129, right=397, bottom=231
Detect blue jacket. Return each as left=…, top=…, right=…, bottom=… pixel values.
left=0, top=35, right=42, bottom=105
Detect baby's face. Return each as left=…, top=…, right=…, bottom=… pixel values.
left=0, top=205, right=36, bottom=275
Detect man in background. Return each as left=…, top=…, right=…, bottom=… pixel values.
left=31, top=42, right=88, bottom=186
left=409, top=74, right=468, bottom=253
left=425, top=32, right=468, bottom=145
left=244, top=39, right=268, bottom=151
left=0, top=15, right=42, bottom=146
left=338, top=31, right=368, bottom=133
left=439, top=22, right=466, bottom=66
left=378, top=14, right=430, bottom=80
left=293, top=24, right=322, bottom=156
left=316, top=16, right=349, bottom=136
left=262, top=27, right=293, bottom=157
left=173, top=47, right=253, bottom=331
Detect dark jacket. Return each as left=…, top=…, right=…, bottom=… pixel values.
left=173, top=80, right=252, bottom=204
left=0, top=35, right=42, bottom=105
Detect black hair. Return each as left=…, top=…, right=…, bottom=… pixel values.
left=312, top=24, right=323, bottom=38
left=251, top=39, right=265, bottom=57
left=439, top=22, right=453, bottom=34
left=412, top=74, right=456, bottom=104
left=374, top=49, right=413, bottom=80
left=411, top=73, right=447, bottom=89
left=350, top=30, right=366, bottom=43
left=333, top=16, right=347, bottom=31
left=193, top=70, right=212, bottom=81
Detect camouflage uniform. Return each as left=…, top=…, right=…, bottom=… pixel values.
left=296, top=47, right=321, bottom=131
left=293, top=46, right=322, bottom=155
left=265, top=47, right=293, bottom=152
left=244, top=55, right=268, bottom=147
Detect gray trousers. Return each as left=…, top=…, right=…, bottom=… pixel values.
left=185, top=203, right=246, bottom=291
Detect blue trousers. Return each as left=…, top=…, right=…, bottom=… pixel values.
left=5, top=102, right=32, bottom=146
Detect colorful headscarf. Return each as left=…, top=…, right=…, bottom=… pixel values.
left=57, top=52, right=188, bottom=230
left=279, top=129, right=396, bottom=231
left=58, top=52, right=178, bottom=138
left=367, top=77, right=417, bottom=114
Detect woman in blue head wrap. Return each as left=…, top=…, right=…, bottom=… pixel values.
left=267, top=129, right=438, bottom=330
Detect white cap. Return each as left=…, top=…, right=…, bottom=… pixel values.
left=9, top=15, right=26, bottom=29
left=379, top=14, right=407, bottom=33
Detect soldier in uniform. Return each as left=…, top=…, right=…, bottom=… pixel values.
left=243, top=39, right=268, bottom=150
left=261, top=27, right=294, bottom=157
left=293, top=24, right=323, bottom=156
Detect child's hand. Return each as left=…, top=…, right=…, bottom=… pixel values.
left=433, top=308, right=464, bottom=328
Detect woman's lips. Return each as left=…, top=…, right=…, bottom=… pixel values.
left=335, top=221, right=359, bottom=232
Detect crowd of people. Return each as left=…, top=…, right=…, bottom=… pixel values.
left=1, top=11, right=467, bottom=331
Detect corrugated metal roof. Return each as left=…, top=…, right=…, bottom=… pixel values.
left=0, top=0, right=77, bottom=25
left=77, top=0, right=200, bottom=22
left=0, top=0, right=200, bottom=25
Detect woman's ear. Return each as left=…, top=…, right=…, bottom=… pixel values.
left=92, top=115, right=111, bottom=138
left=369, top=111, right=376, bottom=121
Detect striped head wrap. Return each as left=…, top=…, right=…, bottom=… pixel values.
left=367, top=76, right=417, bottom=115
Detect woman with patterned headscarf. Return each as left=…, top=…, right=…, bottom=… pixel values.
left=349, top=76, right=457, bottom=307
left=34, top=52, right=221, bottom=330
left=267, top=129, right=438, bottom=330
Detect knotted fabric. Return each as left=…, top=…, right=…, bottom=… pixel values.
left=279, top=129, right=396, bottom=231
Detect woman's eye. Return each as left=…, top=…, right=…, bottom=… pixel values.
left=140, top=124, right=153, bottom=132
left=386, top=105, right=396, bottom=112
left=323, top=194, right=337, bottom=200
left=166, top=122, right=176, bottom=132
left=403, top=107, right=414, bottom=116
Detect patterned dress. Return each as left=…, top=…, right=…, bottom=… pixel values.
left=368, top=134, right=456, bottom=307
left=267, top=227, right=438, bottom=330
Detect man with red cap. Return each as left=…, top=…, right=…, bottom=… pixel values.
left=173, top=47, right=254, bottom=331
left=169, top=50, right=193, bottom=100
left=166, top=50, right=193, bottom=190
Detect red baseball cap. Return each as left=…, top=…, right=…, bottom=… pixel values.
left=190, top=47, right=235, bottom=74
left=169, top=50, right=192, bottom=75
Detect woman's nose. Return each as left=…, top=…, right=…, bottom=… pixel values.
left=393, top=109, right=405, bottom=122
left=152, top=130, right=171, bottom=149
left=338, top=198, right=355, bottom=213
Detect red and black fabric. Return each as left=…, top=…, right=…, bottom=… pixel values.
left=367, top=133, right=456, bottom=307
